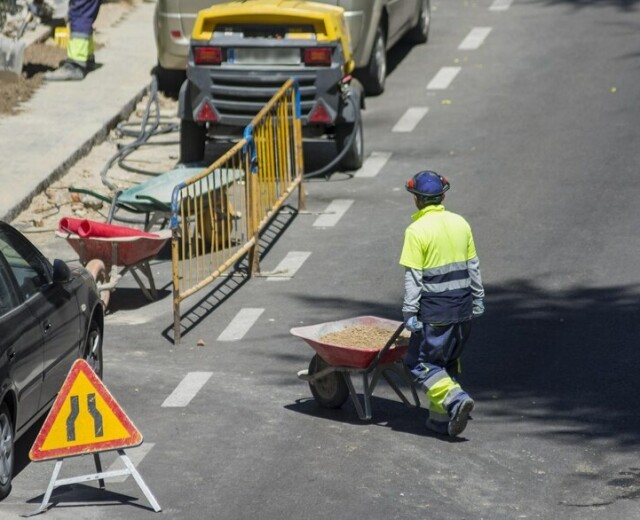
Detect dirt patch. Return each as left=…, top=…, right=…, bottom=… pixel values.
left=0, top=0, right=136, bottom=116
left=0, top=43, right=66, bottom=115
left=320, top=326, right=409, bottom=350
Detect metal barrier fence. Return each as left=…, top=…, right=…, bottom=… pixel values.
left=170, top=79, right=305, bottom=343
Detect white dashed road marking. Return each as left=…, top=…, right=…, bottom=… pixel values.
left=217, top=308, right=265, bottom=340
left=354, top=151, right=392, bottom=178
left=313, top=199, right=354, bottom=227
left=266, top=251, right=311, bottom=281
left=427, top=67, right=461, bottom=90
left=490, top=0, right=513, bottom=11
left=162, top=372, right=213, bottom=407
left=392, top=107, right=429, bottom=133
left=458, top=27, right=492, bottom=50
left=106, top=442, right=154, bottom=482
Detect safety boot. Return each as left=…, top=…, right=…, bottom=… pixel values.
left=86, top=55, right=96, bottom=71
left=447, top=397, right=474, bottom=437
left=424, top=410, right=449, bottom=435
left=44, top=61, right=85, bottom=81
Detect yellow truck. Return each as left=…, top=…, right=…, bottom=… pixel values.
left=178, top=0, right=364, bottom=171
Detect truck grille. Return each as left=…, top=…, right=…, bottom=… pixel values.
left=206, top=69, right=318, bottom=119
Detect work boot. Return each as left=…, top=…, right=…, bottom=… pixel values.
left=447, top=397, right=474, bottom=437
left=87, top=55, right=96, bottom=72
left=424, top=410, right=449, bottom=435
left=44, top=61, right=85, bottom=81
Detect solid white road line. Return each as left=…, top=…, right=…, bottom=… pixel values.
left=217, top=308, right=265, bottom=340
left=490, top=0, right=513, bottom=11
left=392, top=107, right=429, bottom=133
left=266, top=251, right=311, bottom=281
left=427, top=67, right=461, bottom=90
left=162, top=372, right=213, bottom=407
left=354, top=151, right=392, bottom=178
left=107, top=443, right=155, bottom=483
left=313, top=199, right=354, bottom=227
left=458, top=27, right=492, bottom=50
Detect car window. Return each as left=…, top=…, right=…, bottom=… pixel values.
left=0, top=264, right=19, bottom=316
left=0, top=230, right=50, bottom=301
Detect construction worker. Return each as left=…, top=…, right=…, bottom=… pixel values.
left=44, top=0, right=101, bottom=81
left=400, top=170, right=484, bottom=437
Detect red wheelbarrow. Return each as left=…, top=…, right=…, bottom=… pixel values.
left=291, top=316, right=420, bottom=420
left=56, top=218, right=171, bottom=308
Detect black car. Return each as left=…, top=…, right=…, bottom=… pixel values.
left=0, top=221, right=105, bottom=500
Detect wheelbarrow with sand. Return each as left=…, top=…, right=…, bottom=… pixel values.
left=291, top=316, right=421, bottom=420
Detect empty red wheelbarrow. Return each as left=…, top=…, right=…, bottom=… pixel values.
left=291, top=315, right=420, bottom=420
left=56, top=218, right=171, bottom=308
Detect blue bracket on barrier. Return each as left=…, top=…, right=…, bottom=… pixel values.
left=293, top=77, right=301, bottom=120
left=243, top=124, right=258, bottom=174
left=170, top=182, right=186, bottom=229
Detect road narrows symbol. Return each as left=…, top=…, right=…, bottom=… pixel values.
left=66, top=395, right=80, bottom=442
left=87, top=393, right=104, bottom=437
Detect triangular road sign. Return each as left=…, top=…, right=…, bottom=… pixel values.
left=30, top=359, right=143, bottom=462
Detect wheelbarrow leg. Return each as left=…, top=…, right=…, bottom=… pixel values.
left=343, top=372, right=372, bottom=421
left=379, top=363, right=421, bottom=409
left=123, top=260, right=158, bottom=302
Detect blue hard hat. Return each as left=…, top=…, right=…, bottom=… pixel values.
left=405, top=170, right=450, bottom=198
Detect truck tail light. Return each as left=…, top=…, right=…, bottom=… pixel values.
left=194, top=46, right=222, bottom=65
left=308, top=99, right=333, bottom=124
left=196, top=101, right=218, bottom=122
left=303, top=47, right=332, bottom=66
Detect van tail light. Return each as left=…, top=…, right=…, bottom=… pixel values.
left=194, top=46, right=222, bottom=65
left=303, top=47, right=332, bottom=66
left=196, top=101, right=219, bottom=122
left=308, top=99, right=333, bottom=124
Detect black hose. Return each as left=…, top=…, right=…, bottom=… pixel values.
left=100, top=74, right=179, bottom=189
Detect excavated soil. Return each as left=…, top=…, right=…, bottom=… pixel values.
left=0, top=43, right=66, bottom=115
left=0, top=0, right=135, bottom=116
left=320, top=325, right=409, bottom=350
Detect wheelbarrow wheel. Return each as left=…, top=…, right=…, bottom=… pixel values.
left=308, top=354, right=349, bottom=409
left=86, top=259, right=110, bottom=309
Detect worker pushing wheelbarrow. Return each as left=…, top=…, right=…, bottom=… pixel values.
left=292, top=315, right=421, bottom=421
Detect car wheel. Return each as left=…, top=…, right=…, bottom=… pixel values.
left=180, top=119, right=207, bottom=165
left=406, top=0, right=431, bottom=44
left=84, top=319, right=103, bottom=379
left=86, top=259, right=110, bottom=309
left=336, top=116, right=364, bottom=171
left=0, top=403, right=14, bottom=501
left=308, top=355, right=349, bottom=409
left=154, top=63, right=186, bottom=97
left=359, top=26, right=387, bottom=96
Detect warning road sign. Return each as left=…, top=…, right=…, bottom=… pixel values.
left=30, top=359, right=143, bottom=461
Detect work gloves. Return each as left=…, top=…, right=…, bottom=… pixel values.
left=473, top=298, right=485, bottom=318
left=404, top=315, right=423, bottom=333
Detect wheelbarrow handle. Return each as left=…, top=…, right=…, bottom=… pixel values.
left=369, top=323, right=405, bottom=371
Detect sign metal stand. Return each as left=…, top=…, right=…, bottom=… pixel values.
left=25, top=449, right=161, bottom=517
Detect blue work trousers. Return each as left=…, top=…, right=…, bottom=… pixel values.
left=405, top=320, right=472, bottom=381
left=69, top=0, right=101, bottom=35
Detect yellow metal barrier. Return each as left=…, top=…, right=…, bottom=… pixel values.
left=170, top=79, right=305, bottom=343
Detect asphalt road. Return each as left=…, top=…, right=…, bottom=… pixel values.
left=4, top=0, right=640, bottom=518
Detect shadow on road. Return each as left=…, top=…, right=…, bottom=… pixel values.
left=535, top=0, right=640, bottom=9
left=283, top=280, right=640, bottom=448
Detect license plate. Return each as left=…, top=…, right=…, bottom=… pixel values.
left=228, top=48, right=301, bottom=65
